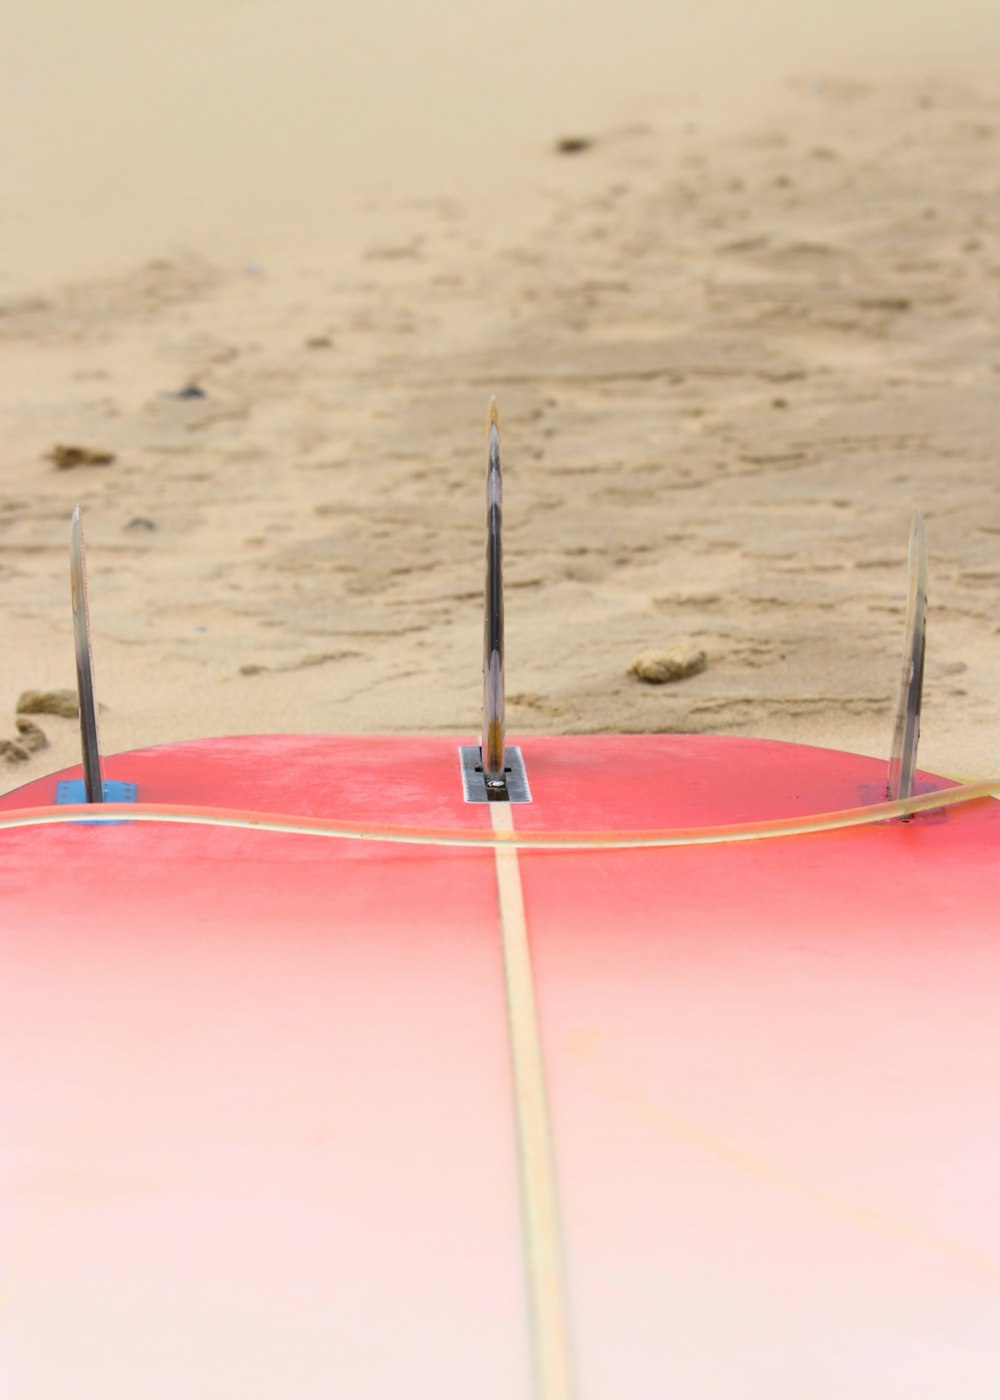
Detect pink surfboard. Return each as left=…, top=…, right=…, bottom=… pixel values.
left=2, top=731, right=999, bottom=1397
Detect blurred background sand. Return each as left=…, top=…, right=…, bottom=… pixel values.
left=2, top=0, right=1000, bottom=792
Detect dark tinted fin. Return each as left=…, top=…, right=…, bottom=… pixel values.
left=482, top=399, right=506, bottom=794
left=70, top=506, right=104, bottom=804
left=887, top=511, right=927, bottom=802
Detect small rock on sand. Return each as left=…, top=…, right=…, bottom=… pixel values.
left=46, top=444, right=116, bottom=469
left=555, top=135, right=595, bottom=155
left=17, top=688, right=78, bottom=718
left=0, top=740, right=29, bottom=764
left=629, top=642, right=707, bottom=684
left=15, top=717, right=48, bottom=752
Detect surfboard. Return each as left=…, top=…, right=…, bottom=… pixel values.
left=4, top=405, right=999, bottom=1394
left=2, top=731, right=1000, bottom=1398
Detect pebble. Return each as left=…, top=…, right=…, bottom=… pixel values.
left=16, top=688, right=78, bottom=718
left=0, top=739, right=28, bottom=764
left=47, top=444, right=115, bottom=469
left=15, top=717, right=48, bottom=752
left=629, top=642, right=707, bottom=684
left=555, top=136, right=594, bottom=155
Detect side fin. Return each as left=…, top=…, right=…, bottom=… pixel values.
left=887, top=511, right=927, bottom=802
left=70, top=506, right=104, bottom=804
left=482, top=398, right=506, bottom=795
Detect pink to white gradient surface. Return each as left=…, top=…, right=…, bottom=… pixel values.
left=2, top=734, right=999, bottom=1397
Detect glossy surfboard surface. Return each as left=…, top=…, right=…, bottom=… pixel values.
left=2, top=733, right=999, bottom=1398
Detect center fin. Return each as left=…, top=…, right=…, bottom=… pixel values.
left=482, top=398, right=506, bottom=795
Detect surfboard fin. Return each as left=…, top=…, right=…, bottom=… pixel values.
left=70, top=506, right=105, bottom=804
left=887, top=511, right=927, bottom=802
left=482, top=398, right=507, bottom=797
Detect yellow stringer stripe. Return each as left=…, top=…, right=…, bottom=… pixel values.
left=491, top=802, right=575, bottom=1400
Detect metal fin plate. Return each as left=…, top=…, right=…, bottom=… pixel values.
left=459, top=745, right=531, bottom=804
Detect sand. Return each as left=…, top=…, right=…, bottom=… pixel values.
left=3, top=1, right=1000, bottom=795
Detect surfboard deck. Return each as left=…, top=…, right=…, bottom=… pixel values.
left=2, top=732, right=999, bottom=1397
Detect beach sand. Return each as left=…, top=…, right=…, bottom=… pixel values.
left=3, top=1, right=1000, bottom=794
